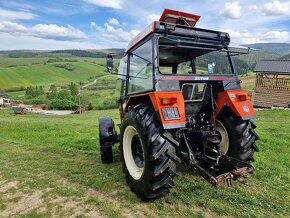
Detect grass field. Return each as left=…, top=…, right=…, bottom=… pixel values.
left=0, top=57, right=107, bottom=89
left=0, top=109, right=289, bottom=217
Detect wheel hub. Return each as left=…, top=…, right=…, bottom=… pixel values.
left=131, top=135, right=144, bottom=168
left=215, top=120, right=229, bottom=155
left=123, top=125, right=145, bottom=180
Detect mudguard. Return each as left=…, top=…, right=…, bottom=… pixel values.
left=124, top=92, right=186, bottom=130
left=98, top=116, right=118, bottom=146
left=214, top=90, right=256, bottom=120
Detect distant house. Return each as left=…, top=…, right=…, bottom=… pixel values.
left=0, top=92, right=11, bottom=107
left=0, top=92, right=7, bottom=107
left=253, top=60, right=290, bottom=108
left=0, top=92, right=6, bottom=105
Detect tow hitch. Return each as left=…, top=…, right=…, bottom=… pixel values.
left=186, top=155, right=255, bottom=186
left=164, top=133, right=255, bottom=187
left=191, top=155, right=255, bottom=186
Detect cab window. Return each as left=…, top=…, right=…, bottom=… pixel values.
left=118, top=56, right=127, bottom=96
left=128, top=39, right=153, bottom=94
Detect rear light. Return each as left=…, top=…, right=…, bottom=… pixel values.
left=161, top=97, right=177, bottom=105
left=162, top=107, right=180, bottom=120
left=238, top=94, right=247, bottom=101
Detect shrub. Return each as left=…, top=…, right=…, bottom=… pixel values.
left=53, top=63, right=75, bottom=71
left=87, top=102, right=93, bottom=111
left=23, top=97, right=48, bottom=105
left=95, top=96, right=118, bottom=110
left=4, top=86, right=26, bottom=92
left=57, top=90, right=71, bottom=100
left=49, top=99, right=73, bottom=110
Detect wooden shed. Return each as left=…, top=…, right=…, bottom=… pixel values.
left=253, top=60, right=290, bottom=108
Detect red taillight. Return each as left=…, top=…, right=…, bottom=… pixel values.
left=161, top=97, right=177, bottom=105
left=238, top=94, right=247, bottom=101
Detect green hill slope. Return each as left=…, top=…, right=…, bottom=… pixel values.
left=235, top=50, right=281, bottom=69
left=0, top=57, right=106, bottom=89
left=280, top=54, right=290, bottom=60
left=244, top=43, right=290, bottom=55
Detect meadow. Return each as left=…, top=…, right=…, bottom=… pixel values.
left=0, top=55, right=108, bottom=89
left=0, top=55, right=119, bottom=110
left=0, top=109, right=289, bottom=217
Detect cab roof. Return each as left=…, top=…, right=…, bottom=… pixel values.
left=126, top=9, right=201, bottom=52
left=125, top=9, right=230, bottom=53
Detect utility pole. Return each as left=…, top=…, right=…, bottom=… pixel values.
left=79, top=82, right=81, bottom=114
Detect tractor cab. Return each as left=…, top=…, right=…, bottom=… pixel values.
left=107, top=9, right=251, bottom=128
left=101, top=9, right=259, bottom=200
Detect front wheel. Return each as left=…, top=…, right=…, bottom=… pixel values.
left=120, top=104, right=177, bottom=200
left=216, top=107, right=259, bottom=162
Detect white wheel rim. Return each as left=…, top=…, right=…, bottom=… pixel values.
left=123, top=125, right=144, bottom=180
left=215, top=120, right=229, bottom=155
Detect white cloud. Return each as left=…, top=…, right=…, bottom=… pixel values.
left=107, top=18, right=120, bottom=26
left=0, top=21, right=26, bottom=33
left=0, top=33, right=98, bottom=50
left=219, top=2, right=242, bottom=19
left=90, top=22, right=99, bottom=30
left=31, top=24, right=87, bottom=41
left=130, top=29, right=140, bottom=36
left=147, top=14, right=159, bottom=23
left=83, top=0, right=123, bottom=9
left=263, top=0, right=290, bottom=16
left=249, top=5, right=259, bottom=13
left=0, top=21, right=87, bottom=41
left=1, top=1, right=33, bottom=10
left=0, top=8, right=37, bottom=21
left=91, top=19, right=140, bottom=45
left=224, top=29, right=290, bottom=44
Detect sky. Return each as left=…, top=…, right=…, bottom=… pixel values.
left=0, top=0, right=289, bottom=50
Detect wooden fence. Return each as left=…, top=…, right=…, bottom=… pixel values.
left=254, top=73, right=290, bottom=108
left=255, top=73, right=290, bottom=90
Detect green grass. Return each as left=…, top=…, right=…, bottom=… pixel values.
left=0, top=57, right=107, bottom=89
left=0, top=109, right=289, bottom=217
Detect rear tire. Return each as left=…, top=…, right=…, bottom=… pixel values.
left=217, top=107, right=259, bottom=162
left=120, top=104, right=177, bottom=200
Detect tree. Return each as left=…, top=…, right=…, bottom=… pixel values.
left=88, top=102, right=93, bottom=111
left=35, top=85, right=39, bottom=96
left=39, top=86, right=45, bottom=95
left=47, top=84, right=57, bottom=99
left=69, top=82, right=78, bottom=96
left=25, top=86, right=35, bottom=97
left=57, top=90, right=71, bottom=100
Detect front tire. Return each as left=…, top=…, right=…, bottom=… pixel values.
left=99, top=116, right=115, bottom=164
left=217, top=107, right=259, bottom=162
left=120, top=104, right=177, bottom=200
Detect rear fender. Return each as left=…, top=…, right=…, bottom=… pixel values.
left=124, top=92, right=186, bottom=129
left=214, top=90, right=256, bottom=120
left=99, top=116, right=118, bottom=145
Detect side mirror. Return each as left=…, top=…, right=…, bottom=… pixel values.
left=106, top=54, right=114, bottom=73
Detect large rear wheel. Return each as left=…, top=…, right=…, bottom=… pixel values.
left=120, top=104, right=177, bottom=200
left=216, top=107, right=259, bottom=162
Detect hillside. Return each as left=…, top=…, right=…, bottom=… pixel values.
left=0, top=49, right=124, bottom=58
left=234, top=49, right=281, bottom=69
left=0, top=56, right=107, bottom=89
left=244, top=43, right=290, bottom=55
left=280, top=54, right=290, bottom=60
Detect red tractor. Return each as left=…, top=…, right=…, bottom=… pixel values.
left=99, top=9, right=259, bottom=200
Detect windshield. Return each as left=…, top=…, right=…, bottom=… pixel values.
left=158, top=37, right=233, bottom=75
